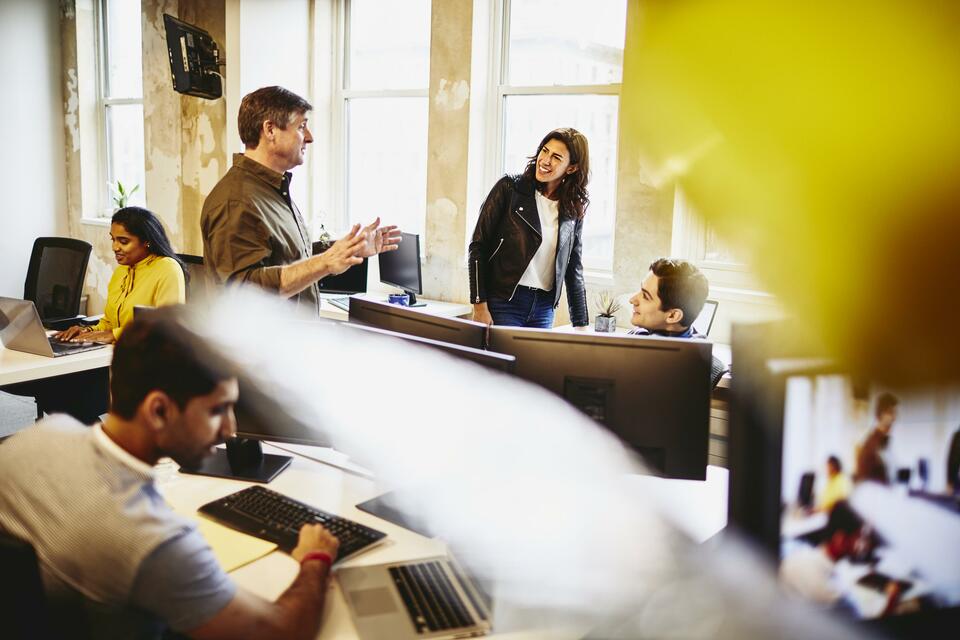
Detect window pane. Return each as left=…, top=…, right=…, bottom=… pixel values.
left=704, top=225, right=744, bottom=266
left=347, top=97, right=428, bottom=238
left=507, top=0, right=626, bottom=86
left=106, top=104, right=146, bottom=208
left=104, top=0, right=143, bottom=98
left=502, top=95, right=619, bottom=271
left=347, top=0, right=431, bottom=91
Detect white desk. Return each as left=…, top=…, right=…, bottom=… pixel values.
left=0, top=345, right=113, bottom=386
left=158, top=444, right=598, bottom=639
left=319, top=293, right=473, bottom=322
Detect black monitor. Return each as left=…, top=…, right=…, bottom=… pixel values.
left=379, top=232, right=424, bottom=306
left=176, top=318, right=341, bottom=484
left=317, top=259, right=368, bottom=295
left=486, top=327, right=712, bottom=480
left=342, top=323, right=515, bottom=374
left=348, top=296, right=487, bottom=350
left=163, top=14, right=222, bottom=99
left=728, top=320, right=960, bottom=636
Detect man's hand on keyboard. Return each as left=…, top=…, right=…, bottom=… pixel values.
left=291, top=523, right=340, bottom=564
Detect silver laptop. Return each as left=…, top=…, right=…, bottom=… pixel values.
left=692, top=299, right=718, bottom=337
left=0, top=297, right=107, bottom=358
left=339, top=549, right=494, bottom=640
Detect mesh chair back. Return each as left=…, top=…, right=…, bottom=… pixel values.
left=177, top=254, right=217, bottom=304
left=23, top=237, right=92, bottom=321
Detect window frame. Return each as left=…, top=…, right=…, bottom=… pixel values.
left=331, top=0, right=431, bottom=235
left=671, top=185, right=771, bottom=295
left=92, top=0, right=146, bottom=219
left=485, top=0, right=624, bottom=275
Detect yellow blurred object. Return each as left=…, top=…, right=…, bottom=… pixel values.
left=623, top=0, right=960, bottom=384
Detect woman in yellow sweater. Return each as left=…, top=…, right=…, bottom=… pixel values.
left=56, top=206, right=186, bottom=343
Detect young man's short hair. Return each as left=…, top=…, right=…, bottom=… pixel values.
left=874, top=392, right=899, bottom=418
left=649, top=258, right=709, bottom=328
left=237, top=86, right=313, bottom=148
left=109, top=313, right=228, bottom=419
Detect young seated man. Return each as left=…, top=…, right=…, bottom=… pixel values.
left=627, top=258, right=709, bottom=338
left=0, top=312, right=339, bottom=639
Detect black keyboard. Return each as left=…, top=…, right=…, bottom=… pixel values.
left=389, top=561, right=477, bottom=634
left=198, top=485, right=387, bottom=559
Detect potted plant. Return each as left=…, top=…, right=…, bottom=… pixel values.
left=109, top=180, right=140, bottom=210
left=594, top=291, right=620, bottom=333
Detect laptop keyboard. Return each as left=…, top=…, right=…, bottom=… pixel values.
left=389, top=561, right=477, bottom=634
left=198, top=485, right=386, bottom=558
left=48, top=338, right=98, bottom=354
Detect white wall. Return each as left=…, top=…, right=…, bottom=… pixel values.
left=0, top=0, right=68, bottom=297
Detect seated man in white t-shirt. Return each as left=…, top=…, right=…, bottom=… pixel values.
left=0, top=312, right=339, bottom=640
left=627, top=258, right=709, bottom=339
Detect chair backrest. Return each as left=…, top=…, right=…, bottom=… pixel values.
left=0, top=533, right=51, bottom=639
left=23, top=237, right=92, bottom=321
left=177, top=253, right=217, bottom=304
left=710, top=354, right=728, bottom=389
left=798, top=471, right=816, bottom=508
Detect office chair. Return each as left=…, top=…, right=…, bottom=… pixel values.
left=710, top=355, right=729, bottom=389
left=177, top=253, right=215, bottom=304
left=797, top=472, right=816, bottom=509
left=0, top=533, right=51, bottom=639
left=23, top=237, right=92, bottom=331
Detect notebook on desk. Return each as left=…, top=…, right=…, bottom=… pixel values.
left=0, top=297, right=107, bottom=358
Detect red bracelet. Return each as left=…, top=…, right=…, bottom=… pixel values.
left=300, top=551, right=333, bottom=569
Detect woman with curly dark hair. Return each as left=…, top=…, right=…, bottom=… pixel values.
left=468, top=128, right=590, bottom=329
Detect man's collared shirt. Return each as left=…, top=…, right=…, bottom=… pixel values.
left=627, top=325, right=701, bottom=339
left=201, top=153, right=319, bottom=314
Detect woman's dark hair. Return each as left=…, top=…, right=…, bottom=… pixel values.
left=522, top=128, right=591, bottom=220
left=111, top=207, right=187, bottom=281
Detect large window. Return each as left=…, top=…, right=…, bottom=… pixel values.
left=497, top=0, right=626, bottom=272
left=338, top=0, right=431, bottom=238
left=95, top=0, right=146, bottom=216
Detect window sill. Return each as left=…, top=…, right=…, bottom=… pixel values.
left=709, top=285, right=777, bottom=305
left=583, top=269, right=615, bottom=288
left=80, top=217, right=111, bottom=228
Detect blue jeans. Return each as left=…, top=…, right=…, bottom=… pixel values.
left=488, top=286, right=556, bottom=328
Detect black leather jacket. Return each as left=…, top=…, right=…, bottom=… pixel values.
left=468, top=174, right=589, bottom=326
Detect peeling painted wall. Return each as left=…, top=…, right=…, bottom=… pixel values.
left=422, top=0, right=473, bottom=304
left=177, top=0, right=227, bottom=256
left=58, top=1, right=227, bottom=312
left=142, top=0, right=184, bottom=254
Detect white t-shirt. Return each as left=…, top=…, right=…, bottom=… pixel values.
left=518, top=190, right=560, bottom=291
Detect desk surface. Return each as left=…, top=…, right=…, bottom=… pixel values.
left=158, top=444, right=728, bottom=639
left=319, top=293, right=473, bottom=322
left=0, top=345, right=113, bottom=386
left=159, top=443, right=592, bottom=639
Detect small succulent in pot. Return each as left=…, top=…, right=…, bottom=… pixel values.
left=594, top=291, right=620, bottom=332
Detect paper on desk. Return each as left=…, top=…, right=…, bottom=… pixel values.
left=177, top=509, right=277, bottom=572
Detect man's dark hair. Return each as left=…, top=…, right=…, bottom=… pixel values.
left=875, top=392, right=899, bottom=418
left=110, top=315, right=228, bottom=419
left=825, top=500, right=863, bottom=537
left=649, top=258, right=709, bottom=328
left=827, top=455, right=842, bottom=472
left=237, top=86, right=313, bottom=148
